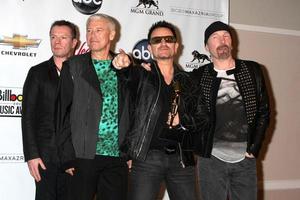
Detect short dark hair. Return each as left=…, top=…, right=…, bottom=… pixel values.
left=147, top=20, right=177, bottom=42
left=49, top=20, right=77, bottom=39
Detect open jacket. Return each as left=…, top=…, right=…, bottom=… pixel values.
left=122, top=61, right=209, bottom=167
left=192, top=59, right=270, bottom=158
left=22, top=57, right=60, bottom=162
left=55, top=52, right=132, bottom=169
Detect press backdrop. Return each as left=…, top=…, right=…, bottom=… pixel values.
left=0, top=0, right=228, bottom=199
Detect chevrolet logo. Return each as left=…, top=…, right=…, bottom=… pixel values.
left=0, top=34, right=41, bottom=50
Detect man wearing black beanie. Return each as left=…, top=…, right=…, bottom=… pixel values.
left=204, top=21, right=232, bottom=45
left=192, top=21, right=270, bottom=200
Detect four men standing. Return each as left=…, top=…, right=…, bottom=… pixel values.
left=22, top=14, right=270, bottom=200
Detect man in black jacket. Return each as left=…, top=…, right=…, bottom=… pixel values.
left=114, top=21, right=208, bottom=200
left=22, top=20, right=78, bottom=200
left=55, top=14, right=131, bottom=200
left=192, top=21, right=270, bottom=200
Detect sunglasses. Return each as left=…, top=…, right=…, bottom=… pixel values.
left=149, top=36, right=177, bottom=45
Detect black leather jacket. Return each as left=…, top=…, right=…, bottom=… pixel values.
left=192, top=59, right=270, bottom=158
left=121, top=61, right=209, bottom=167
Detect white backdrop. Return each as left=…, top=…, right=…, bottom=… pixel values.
left=0, top=0, right=228, bottom=199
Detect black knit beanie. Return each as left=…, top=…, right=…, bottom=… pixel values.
left=204, top=21, right=231, bottom=44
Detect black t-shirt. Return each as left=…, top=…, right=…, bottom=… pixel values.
left=149, top=77, right=176, bottom=150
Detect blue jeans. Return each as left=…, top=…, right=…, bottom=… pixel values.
left=197, top=156, right=257, bottom=200
left=129, top=150, right=197, bottom=200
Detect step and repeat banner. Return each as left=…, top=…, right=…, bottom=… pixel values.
left=0, top=0, right=228, bottom=199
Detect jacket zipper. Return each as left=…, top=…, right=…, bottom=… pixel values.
left=136, top=63, right=161, bottom=158
left=178, top=142, right=186, bottom=168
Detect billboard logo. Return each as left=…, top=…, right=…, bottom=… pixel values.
left=132, top=39, right=152, bottom=64
left=0, top=87, right=22, bottom=117
left=0, top=34, right=41, bottom=50
left=0, top=89, right=23, bottom=102
left=72, top=0, right=103, bottom=15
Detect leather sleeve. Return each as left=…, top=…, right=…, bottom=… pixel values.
left=249, top=63, right=270, bottom=157
left=178, top=72, right=210, bottom=133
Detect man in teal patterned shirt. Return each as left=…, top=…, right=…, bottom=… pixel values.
left=56, top=14, right=131, bottom=200
left=93, top=59, right=119, bottom=157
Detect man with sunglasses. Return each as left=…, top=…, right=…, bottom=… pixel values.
left=113, top=21, right=206, bottom=200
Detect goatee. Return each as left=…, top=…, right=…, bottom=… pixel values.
left=217, top=45, right=231, bottom=59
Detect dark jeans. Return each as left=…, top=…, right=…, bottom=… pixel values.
left=66, top=155, right=128, bottom=200
left=129, top=150, right=197, bottom=200
left=197, top=156, right=257, bottom=200
left=35, top=161, right=67, bottom=200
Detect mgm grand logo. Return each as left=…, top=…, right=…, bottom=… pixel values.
left=185, top=50, right=211, bottom=70
left=131, top=0, right=163, bottom=16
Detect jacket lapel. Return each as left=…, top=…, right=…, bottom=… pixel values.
left=48, top=57, right=59, bottom=81
left=81, top=56, right=102, bottom=96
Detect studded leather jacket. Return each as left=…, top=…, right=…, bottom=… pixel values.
left=192, top=59, right=270, bottom=158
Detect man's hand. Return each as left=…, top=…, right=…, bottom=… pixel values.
left=245, top=152, right=255, bottom=158
left=127, top=160, right=132, bottom=172
left=167, top=112, right=180, bottom=127
left=65, top=168, right=75, bottom=176
left=141, top=63, right=151, bottom=71
left=112, top=49, right=131, bottom=69
left=27, top=158, right=46, bottom=182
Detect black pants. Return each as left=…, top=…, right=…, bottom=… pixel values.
left=35, top=161, right=68, bottom=200
left=66, top=155, right=128, bottom=200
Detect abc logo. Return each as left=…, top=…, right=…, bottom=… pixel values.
left=132, top=39, right=152, bottom=64
left=72, top=0, right=103, bottom=15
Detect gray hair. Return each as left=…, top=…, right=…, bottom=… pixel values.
left=86, top=13, right=116, bottom=31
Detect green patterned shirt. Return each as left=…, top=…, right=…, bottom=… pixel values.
left=92, top=59, right=119, bottom=157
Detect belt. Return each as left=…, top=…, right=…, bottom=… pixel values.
left=164, top=146, right=177, bottom=155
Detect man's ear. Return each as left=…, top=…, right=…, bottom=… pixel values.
left=72, top=38, right=78, bottom=49
left=174, top=42, right=179, bottom=54
left=109, top=30, right=116, bottom=41
left=205, top=44, right=209, bottom=52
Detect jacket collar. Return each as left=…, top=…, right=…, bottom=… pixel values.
left=48, top=56, right=59, bottom=80
left=81, top=51, right=116, bottom=96
left=207, top=59, right=242, bottom=76
left=150, top=60, right=183, bottom=77
left=81, top=52, right=101, bottom=95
